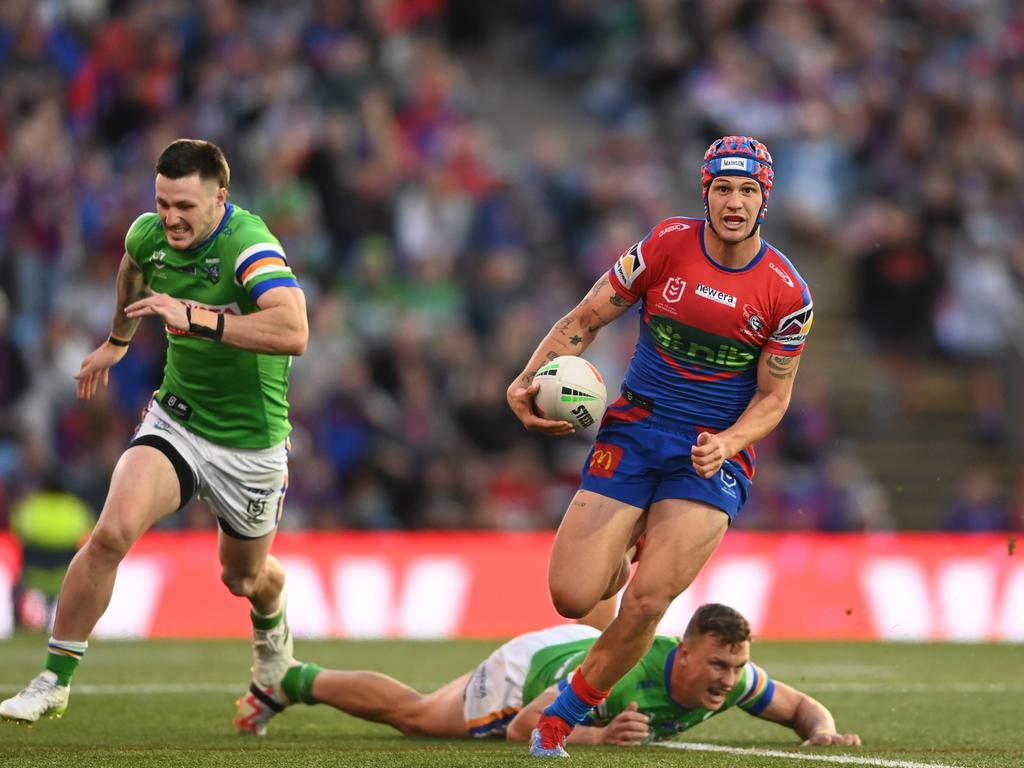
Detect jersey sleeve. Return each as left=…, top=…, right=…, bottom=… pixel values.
left=233, top=238, right=300, bottom=301
left=124, top=213, right=159, bottom=265
left=764, top=284, right=813, bottom=357
left=608, top=227, right=660, bottom=302
left=736, top=662, right=776, bottom=715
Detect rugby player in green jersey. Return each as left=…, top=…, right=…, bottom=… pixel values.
left=234, top=603, right=861, bottom=748
left=1, top=139, right=308, bottom=724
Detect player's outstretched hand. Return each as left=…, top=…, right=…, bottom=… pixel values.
left=802, top=731, right=862, bottom=747
left=506, top=379, right=576, bottom=437
left=600, top=702, right=650, bottom=746
left=690, top=431, right=727, bottom=478
left=75, top=341, right=129, bottom=400
left=125, top=293, right=189, bottom=331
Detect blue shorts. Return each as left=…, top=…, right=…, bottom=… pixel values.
left=579, top=408, right=751, bottom=522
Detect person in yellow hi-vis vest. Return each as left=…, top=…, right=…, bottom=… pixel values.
left=11, top=477, right=94, bottom=631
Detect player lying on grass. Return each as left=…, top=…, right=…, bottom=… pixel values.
left=235, top=603, right=861, bottom=748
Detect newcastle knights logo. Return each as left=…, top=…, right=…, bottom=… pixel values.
left=662, top=277, right=686, bottom=303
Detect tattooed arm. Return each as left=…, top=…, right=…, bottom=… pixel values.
left=506, top=274, right=635, bottom=435
left=75, top=253, right=148, bottom=400
left=690, top=351, right=802, bottom=478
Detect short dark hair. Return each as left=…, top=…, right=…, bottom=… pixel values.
left=155, top=139, right=230, bottom=189
left=683, top=603, right=751, bottom=646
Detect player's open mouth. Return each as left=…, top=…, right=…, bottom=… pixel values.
left=722, top=216, right=745, bottom=228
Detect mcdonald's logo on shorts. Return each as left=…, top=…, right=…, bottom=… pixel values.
left=588, top=443, right=624, bottom=479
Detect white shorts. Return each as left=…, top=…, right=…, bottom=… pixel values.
left=464, top=624, right=600, bottom=738
left=131, top=400, right=289, bottom=538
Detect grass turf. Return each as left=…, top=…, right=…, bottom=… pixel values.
left=1, top=634, right=1020, bottom=767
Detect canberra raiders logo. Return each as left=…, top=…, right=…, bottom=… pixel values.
left=204, top=258, right=221, bottom=283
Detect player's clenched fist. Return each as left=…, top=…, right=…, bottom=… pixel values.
left=690, top=431, right=727, bottom=479
left=600, top=702, right=650, bottom=745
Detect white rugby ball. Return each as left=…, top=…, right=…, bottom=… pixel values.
left=534, top=355, right=607, bottom=430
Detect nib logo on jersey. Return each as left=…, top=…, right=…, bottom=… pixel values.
left=649, top=317, right=758, bottom=371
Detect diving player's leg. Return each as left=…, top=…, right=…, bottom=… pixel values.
left=319, top=670, right=473, bottom=738
left=547, top=490, right=645, bottom=619
left=1, top=444, right=185, bottom=722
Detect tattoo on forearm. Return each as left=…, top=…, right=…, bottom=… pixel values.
left=766, top=354, right=798, bottom=380
left=570, top=335, right=582, bottom=345
left=112, top=257, right=146, bottom=338
left=522, top=351, right=560, bottom=386
left=610, top=293, right=631, bottom=307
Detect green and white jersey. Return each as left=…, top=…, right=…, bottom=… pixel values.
left=125, top=203, right=301, bottom=449
left=521, top=634, right=775, bottom=742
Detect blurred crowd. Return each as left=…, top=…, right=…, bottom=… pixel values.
left=1, top=0, right=1022, bottom=533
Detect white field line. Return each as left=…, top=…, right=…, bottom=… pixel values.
left=1, top=681, right=1018, bottom=696
left=654, top=741, right=964, bottom=768
left=802, top=682, right=1024, bottom=694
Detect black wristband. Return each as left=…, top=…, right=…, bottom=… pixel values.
left=186, top=305, right=225, bottom=342
left=107, top=335, right=130, bottom=347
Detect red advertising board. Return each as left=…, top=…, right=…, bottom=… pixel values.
left=0, top=531, right=1020, bottom=641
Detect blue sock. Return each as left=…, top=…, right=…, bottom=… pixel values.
left=542, top=680, right=594, bottom=726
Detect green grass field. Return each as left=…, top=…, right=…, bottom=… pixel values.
left=1, top=634, right=1020, bottom=767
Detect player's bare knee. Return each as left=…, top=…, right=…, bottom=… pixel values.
left=84, top=523, right=135, bottom=565
left=550, top=585, right=597, bottom=620
left=392, top=703, right=429, bottom=736
left=619, top=589, right=673, bottom=628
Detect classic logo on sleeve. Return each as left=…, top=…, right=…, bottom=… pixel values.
left=613, top=242, right=646, bottom=289
left=770, top=303, right=814, bottom=346
left=767, top=261, right=794, bottom=287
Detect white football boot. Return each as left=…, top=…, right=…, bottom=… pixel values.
left=251, top=594, right=294, bottom=688
left=0, top=671, right=70, bottom=723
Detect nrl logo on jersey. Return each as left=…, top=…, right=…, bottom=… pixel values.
left=662, top=277, right=686, bottom=303
left=204, top=258, right=221, bottom=283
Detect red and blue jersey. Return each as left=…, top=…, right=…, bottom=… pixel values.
left=607, top=217, right=813, bottom=480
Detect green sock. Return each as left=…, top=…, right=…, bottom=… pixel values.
left=251, top=606, right=284, bottom=631
left=281, top=663, right=323, bottom=705
left=46, top=638, right=88, bottom=686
